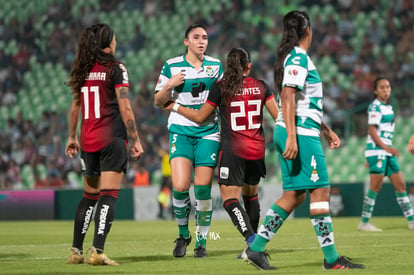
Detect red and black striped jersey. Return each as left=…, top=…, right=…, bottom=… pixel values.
left=80, top=62, right=128, bottom=152
left=207, top=77, right=275, bottom=160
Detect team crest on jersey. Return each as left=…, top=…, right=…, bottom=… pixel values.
left=205, top=66, right=214, bottom=77
left=310, top=169, right=319, bottom=182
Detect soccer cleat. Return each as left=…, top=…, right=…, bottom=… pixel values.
left=241, top=247, right=277, bottom=270
left=173, top=235, right=191, bottom=257
left=358, top=222, right=382, bottom=232
left=323, top=256, right=365, bottom=270
left=408, top=221, right=414, bottom=230
left=194, top=244, right=208, bottom=258
left=86, top=247, right=119, bottom=266
left=67, top=247, right=84, bottom=264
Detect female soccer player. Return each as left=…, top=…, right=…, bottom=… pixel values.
left=165, top=47, right=278, bottom=247
left=241, top=11, right=365, bottom=270
left=358, top=77, right=414, bottom=231
left=65, top=23, right=144, bottom=265
left=154, top=24, right=223, bottom=258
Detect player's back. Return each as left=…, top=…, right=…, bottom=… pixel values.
left=80, top=63, right=126, bottom=152
left=220, top=77, right=273, bottom=160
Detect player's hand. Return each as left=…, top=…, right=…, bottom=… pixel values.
left=386, top=147, right=399, bottom=156
left=131, top=140, right=144, bottom=160
left=163, top=101, right=175, bottom=110
left=65, top=137, right=79, bottom=158
left=282, top=136, right=298, bottom=160
left=323, top=129, right=341, bottom=149
left=168, top=71, right=185, bottom=88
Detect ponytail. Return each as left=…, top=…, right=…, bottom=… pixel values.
left=220, top=48, right=251, bottom=101
left=274, top=11, right=310, bottom=92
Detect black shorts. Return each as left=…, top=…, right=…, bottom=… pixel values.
left=217, top=149, right=266, bottom=186
left=80, top=138, right=128, bottom=177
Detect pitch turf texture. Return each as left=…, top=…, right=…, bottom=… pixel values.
left=1, top=218, right=412, bottom=274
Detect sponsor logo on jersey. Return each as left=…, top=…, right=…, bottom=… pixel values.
left=288, top=68, right=298, bottom=76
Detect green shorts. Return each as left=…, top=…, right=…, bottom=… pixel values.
left=366, top=155, right=400, bottom=176
left=274, top=125, right=329, bottom=191
left=169, top=132, right=220, bottom=167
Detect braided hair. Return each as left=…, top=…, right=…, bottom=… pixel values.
left=220, top=47, right=251, bottom=102
left=67, top=23, right=116, bottom=93
left=274, top=11, right=310, bottom=92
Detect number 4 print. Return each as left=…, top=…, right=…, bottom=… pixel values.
left=311, top=155, right=317, bottom=169
left=81, top=86, right=100, bottom=119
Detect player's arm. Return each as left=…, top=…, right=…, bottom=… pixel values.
left=368, top=125, right=399, bottom=156
left=165, top=101, right=216, bottom=124
left=265, top=96, right=278, bottom=120
left=281, top=86, right=297, bottom=160
left=116, top=86, right=144, bottom=159
left=154, top=71, right=185, bottom=107
left=65, top=92, right=81, bottom=158
left=408, top=134, right=414, bottom=155
left=321, top=122, right=340, bottom=149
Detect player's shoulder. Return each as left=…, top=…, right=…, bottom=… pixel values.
left=166, top=55, right=185, bottom=65
left=115, top=62, right=128, bottom=72
left=368, top=99, right=381, bottom=111
left=286, top=47, right=308, bottom=65
left=203, top=55, right=222, bottom=64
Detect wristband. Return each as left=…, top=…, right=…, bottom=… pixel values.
left=172, top=103, right=180, bottom=112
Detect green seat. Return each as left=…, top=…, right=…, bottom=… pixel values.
left=21, top=164, right=34, bottom=189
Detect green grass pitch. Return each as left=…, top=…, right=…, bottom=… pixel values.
left=0, top=217, right=413, bottom=274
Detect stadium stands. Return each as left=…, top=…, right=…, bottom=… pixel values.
left=1, top=0, right=414, bottom=189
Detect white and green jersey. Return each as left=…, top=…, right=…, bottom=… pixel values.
left=365, top=99, right=394, bottom=157
left=275, top=46, right=323, bottom=137
left=155, top=54, right=223, bottom=138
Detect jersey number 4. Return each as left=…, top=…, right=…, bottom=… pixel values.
left=230, top=100, right=261, bottom=131
left=81, top=86, right=100, bottom=119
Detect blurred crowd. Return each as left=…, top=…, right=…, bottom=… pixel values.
left=0, top=0, right=414, bottom=190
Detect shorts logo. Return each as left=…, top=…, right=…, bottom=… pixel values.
left=310, top=156, right=319, bottom=182
left=171, top=144, right=176, bottom=154
left=376, top=159, right=383, bottom=168
left=311, top=170, right=319, bottom=182
left=220, top=167, right=229, bottom=179
left=80, top=158, right=86, bottom=171
left=211, top=153, right=216, bottom=161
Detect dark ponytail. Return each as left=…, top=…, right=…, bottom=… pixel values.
left=67, top=23, right=116, bottom=93
left=274, top=11, right=310, bottom=92
left=220, top=48, right=251, bottom=101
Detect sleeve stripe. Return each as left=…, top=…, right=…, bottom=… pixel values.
left=115, top=83, right=129, bottom=88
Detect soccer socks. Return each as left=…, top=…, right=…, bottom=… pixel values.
left=194, top=185, right=212, bottom=248
left=173, top=189, right=191, bottom=238
left=396, top=192, right=414, bottom=222
left=223, top=198, right=255, bottom=242
left=242, top=194, right=260, bottom=233
left=250, top=204, right=289, bottom=252
left=361, top=189, right=378, bottom=223
left=72, top=192, right=99, bottom=252
left=311, top=214, right=339, bottom=264
left=93, top=189, right=119, bottom=252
